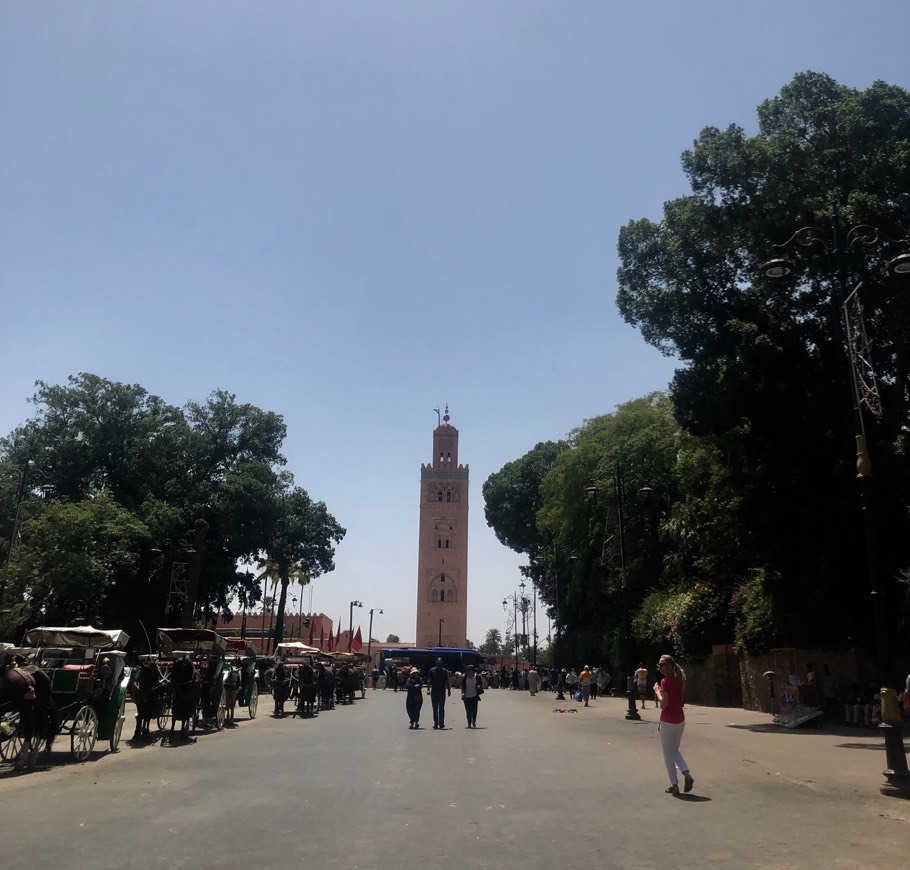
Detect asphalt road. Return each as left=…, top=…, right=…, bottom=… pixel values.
left=1, top=688, right=908, bottom=869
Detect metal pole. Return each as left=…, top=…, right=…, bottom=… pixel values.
left=438, top=618, right=443, bottom=646
left=367, top=610, right=375, bottom=668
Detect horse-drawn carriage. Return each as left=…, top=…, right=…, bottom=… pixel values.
left=275, top=642, right=320, bottom=717
left=0, top=625, right=131, bottom=766
left=223, top=638, right=258, bottom=721
left=155, top=628, right=228, bottom=740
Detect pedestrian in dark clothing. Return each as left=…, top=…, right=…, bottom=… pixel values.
left=405, top=668, right=423, bottom=728
left=427, top=657, right=451, bottom=729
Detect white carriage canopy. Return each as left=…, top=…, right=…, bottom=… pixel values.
left=156, top=627, right=228, bottom=656
left=275, top=642, right=321, bottom=654
left=23, top=626, right=130, bottom=650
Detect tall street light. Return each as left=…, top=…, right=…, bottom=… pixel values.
left=586, top=466, right=641, bottom=722
left=761, top=221, right=909, bottom=797
left=366, top=607, right=383, bottom=670
left=438, top=618, right=444, bottom=647
left=503, top=594, right=519, bottom=673
left=348, top=600, right=362, bottom=652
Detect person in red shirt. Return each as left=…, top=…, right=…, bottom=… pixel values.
left=653, top=654, right=694, bottom=796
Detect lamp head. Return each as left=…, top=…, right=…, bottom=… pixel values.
left=889, top=253, right=910, bottom=275
left=760, top=257, right=795, bottom=279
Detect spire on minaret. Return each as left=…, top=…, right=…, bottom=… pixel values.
left=443, top=404, right=450, bottom=424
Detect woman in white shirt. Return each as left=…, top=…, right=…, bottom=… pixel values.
left=461, top=665, right=482, bottom=728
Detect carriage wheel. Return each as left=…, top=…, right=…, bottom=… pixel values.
left=71, top=706, right=98, bottom=762
left=215, top=689, right=226, bottom=731
left=248, top=685, right=258, bottom=720
left=110, top=697, right=126, bottom=752
left=0, top=717, right=24, bottom=765
left=157, top=697, right=172, bottom=732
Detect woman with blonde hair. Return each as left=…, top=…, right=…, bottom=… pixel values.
left=653, top=654, right=694, bottom=796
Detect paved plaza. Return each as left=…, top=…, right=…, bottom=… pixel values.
left=1, top=688, right=908, bottom=869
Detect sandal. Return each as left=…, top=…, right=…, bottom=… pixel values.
left=684, top=774, right=694, bottom=793
left=665, top=784, right=679, bottom=795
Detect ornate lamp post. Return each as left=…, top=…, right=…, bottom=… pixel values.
left=366, top=607, right=383, bottom=670
left=761, top=222, right=910, bottom=797
left=586, top=467, right=641, bottom=722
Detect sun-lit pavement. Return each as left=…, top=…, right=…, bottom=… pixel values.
left=1, top=688, right=908, bottom=869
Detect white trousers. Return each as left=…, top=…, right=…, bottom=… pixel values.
left=659, top=720, right=689, bottom=784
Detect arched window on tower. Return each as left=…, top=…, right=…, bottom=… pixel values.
left=446, top=589, right=454, bottom=602
left=446, top=490, right=451, bottom=502
left=432, top=590, right=438, bottom=602
left=447, top=451, right=451, bottom=463
left=437, top=490, right=443, bottom=502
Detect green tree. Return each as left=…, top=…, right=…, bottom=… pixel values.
left=616, top=72, right=910, bottom=652
left=264, top=487, right=346, bottom=647
left=481, top=627, right=502, bottom=654
left=537, top=394, right=683, bottom=665
left=6, top=492, right=149, bottom=626
left=385, top=633, right=400, bottom=643
left=483, top=440, right=568, bottom=629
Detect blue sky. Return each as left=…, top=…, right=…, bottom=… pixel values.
left=2, top=2, right=908, bottom=647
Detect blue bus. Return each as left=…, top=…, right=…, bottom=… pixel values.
left=378, top=647, right=485, bottom=678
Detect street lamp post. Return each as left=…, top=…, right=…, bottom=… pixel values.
left=348, top=600, right=362, bottom=651
left=586, top=467, right=641, bottom=722
left=438, top=618, right=444, bottom=647
left=761, top=222, right=910, bottom=797
left=366, top=607, right=383, bottom=672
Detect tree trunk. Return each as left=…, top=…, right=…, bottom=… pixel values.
left=273, top=564, right=290, bottom=648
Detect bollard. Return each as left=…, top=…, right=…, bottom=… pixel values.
left=879, top=688, right=910, bottom=798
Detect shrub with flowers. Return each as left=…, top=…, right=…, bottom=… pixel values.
left=632, top=581, right=729, bottom=663
left=730, top=569, right=782, bottom=655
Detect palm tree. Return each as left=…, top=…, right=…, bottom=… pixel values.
left=482, top=627, right=503, bottom=654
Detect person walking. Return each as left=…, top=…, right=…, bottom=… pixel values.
left=635, top=662, right=649, bottom=708
left=566, top=667, right=579, bottom=700
left=461, top=664, right=482, bottom=728
left=223, top=664, right=240, bottom=723
left=653, top=654, right=694, bottom=796
left=527, top=665, right=539, bottom=696
left=405, top=667, right=424, bottom=729
left=579, top=665, right=593, bottom=707
left=427, top=657, right=451, bottom=729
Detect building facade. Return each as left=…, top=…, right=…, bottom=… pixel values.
left=415, top=406, right=468, bottom=648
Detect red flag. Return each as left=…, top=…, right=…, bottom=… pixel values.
left=327, top=628, right=333, bottom=652
left=319, top=626, right=324, bottom=650
left=335, top=619, right=341, bottom=650
left=352, top=627, right=363, bottom=652
left=308, top=618, right=316, bottom=645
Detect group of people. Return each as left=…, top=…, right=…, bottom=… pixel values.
left=403, top=657, right=484, bottom=729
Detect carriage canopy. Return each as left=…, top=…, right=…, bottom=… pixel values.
left=276, top=642, right=321, bottom=655
left=23, top=625, right=130, bottom=650
left=156, top=628, right=227, bottom=657
left=225, top=638, right=258, bottom=657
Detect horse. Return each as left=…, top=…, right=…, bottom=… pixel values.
left=0, top=661, right=58, bottom=769
left=130, top=660, right=161, bottom=740
left=295, top=663, right=317, bottom=717
left=168, top=658, right=200, bottom=742
left=272, top=663, right=291, bottom=717
left=318, top=664, right=335, bottom=711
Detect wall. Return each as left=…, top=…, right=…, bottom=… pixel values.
left=680, top=645, right=858, bottom=712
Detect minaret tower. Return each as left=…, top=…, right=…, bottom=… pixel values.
left=416, top=406, right=469, bottom=648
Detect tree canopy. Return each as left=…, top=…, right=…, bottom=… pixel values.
left=616, top=72, right=910, bottom=663
left=0, top=373, right=345, bottom=644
